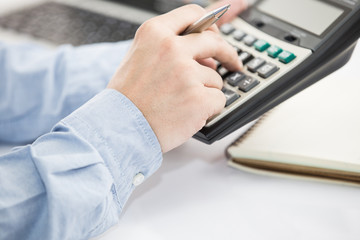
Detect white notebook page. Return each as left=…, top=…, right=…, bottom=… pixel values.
left=230, top=43, right=360, bottom=172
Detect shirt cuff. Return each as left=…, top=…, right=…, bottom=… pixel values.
left=61, top=89, right=162, bottom=208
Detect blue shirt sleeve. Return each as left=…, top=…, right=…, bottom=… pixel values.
left=0, top=40, right=132, bottom=143
left=0, top=89, right=163, bottom=239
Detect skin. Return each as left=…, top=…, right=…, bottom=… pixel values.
left=208, top=0, right=249, bottom=26
left=108, top=2, right=247, bottom=153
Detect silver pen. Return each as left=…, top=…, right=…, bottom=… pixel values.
left=182, top=4, right=230, bottom=35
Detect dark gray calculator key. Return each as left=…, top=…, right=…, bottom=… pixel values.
left=247, top=57, right=266, bottom=72
left=238, top=51, right=253, bottom=65
left=220, top=23, right=235, bottom=35
left=257, top=62, right=279, bottom=78
left=223, top=89, right=240, bottom=107
left=233, top=29, right=246, bottom=41
left=225, top=71, right=246, bottom=86
left=217, top=66, right=230, bottom=78
left=243, top=35, right=257, bottom=46
left=238, top=76, right=260, bottom=92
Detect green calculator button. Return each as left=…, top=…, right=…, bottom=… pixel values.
left=267, top=45, right=283, bottom=58
left=254, top=40, right=270, bottom=52
left=278, top=51, right=296, bottom=63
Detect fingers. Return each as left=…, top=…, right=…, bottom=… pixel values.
left=197, top=58, right=217, bottom=70
left=196, top=63, right=223, bottom=89
left=203, top=87, right=226, bottom=117
left=181, top=30, right=242, bottom=71
left=154, top=4, right=207, bottom=35
left=152, top=4, right=222, bottom=35
left=207, top=24, right=220, bottom=34
left=206, top=0, right=249, bottom=26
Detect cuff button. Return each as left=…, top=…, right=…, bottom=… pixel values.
left=133, top=173, right=145, bottom=186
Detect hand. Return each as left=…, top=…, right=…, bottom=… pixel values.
left=107, top=4, right=242, bottom=152
left=207, top=0, right=249, bottom=26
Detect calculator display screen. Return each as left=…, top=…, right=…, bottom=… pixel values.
left=257, top=0, right=344, bottom=36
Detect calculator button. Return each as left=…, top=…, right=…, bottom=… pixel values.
left=278, top=51, right=296, bottom=63
left=257, top=62, right=279, bottom=78
left=238, top=76, right=260, bottom=92
left=220, top=23, right=235, bottom=35
left=215, top=60, right=221, bottom=69
left=238, top=51, right=253, bottom=64
left=267, top=45, right=283, bottom=58
left=254, top=39, right=270, bottom=52
left=225, top=72, right=246, bottom=86
left=233, top=29, right=246, bottom=41
left=247, top=57, right=266, bottom=72
left=217, top=66, right=230, bottom=78
left=243, top=35, right=257, bottom=46
left=232, top=45, right=241, bottom=53
left=223, top=89, right=240, bottom=107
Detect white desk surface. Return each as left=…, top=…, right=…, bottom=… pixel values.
left=1, top=1, right=360, bottom=240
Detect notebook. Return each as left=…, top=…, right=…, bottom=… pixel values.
left=226, top=46, right=360, bottom=184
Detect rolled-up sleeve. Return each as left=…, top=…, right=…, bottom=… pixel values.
left=0, top=89, right=163, bottom=240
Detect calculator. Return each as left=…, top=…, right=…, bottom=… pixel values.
left=194, top=0, right=360, bottom=144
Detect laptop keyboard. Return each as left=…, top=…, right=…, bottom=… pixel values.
left=0, top=2, right=140, bottom=46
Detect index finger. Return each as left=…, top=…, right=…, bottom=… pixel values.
left=154, top=4, right=207, bottom=35
left=181, top=30, right=243, bottom=71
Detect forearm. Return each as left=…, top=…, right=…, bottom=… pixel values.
left=0, top=89, right=162, bottom=239
left=0, top=41, right=131, bottom=143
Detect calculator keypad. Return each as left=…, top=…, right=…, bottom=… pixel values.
left=247, top=57, right=266, bottom=72
left=267, top=45, right=283, bottom=58
left=233, top=29, right=246, bottom=41
left=257, top=62, right=279, bottom=78
left=213, top=21, right=310, bottom=127
left=223, top=89, right=240, bottom=107
left=225, top=72, right=246, bottom=86
left=238, top=76, right=259, bottom=92
left=254, top=39, right=271, bottom=52
left=238, top=51, right=253, bottom=64
left=278, top=50, right=296, bottom=63
left=217, top=66, right=230, bottom=78
left=220, top=23, right=235, bottom=35
left=243, top=35, right=257, bottom=46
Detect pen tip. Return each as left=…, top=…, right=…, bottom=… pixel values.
left=213, top=4, right=230, bottom=19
